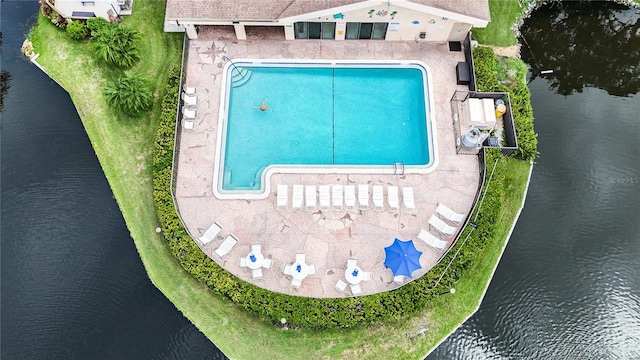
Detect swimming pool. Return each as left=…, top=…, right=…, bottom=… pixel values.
left=214, top=60, right=438, bottom=199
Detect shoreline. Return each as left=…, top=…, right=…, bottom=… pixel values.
left=27, top=0, right=542, bottom=358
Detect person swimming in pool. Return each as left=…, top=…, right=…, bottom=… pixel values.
left=253, top=97, right=274, bottom=111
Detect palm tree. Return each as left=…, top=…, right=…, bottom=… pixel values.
left=94, top=24, right=140, bottom=69
left=104, top=71, right=152, bottom=117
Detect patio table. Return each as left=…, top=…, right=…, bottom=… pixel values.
left=345, top=266, right=364, bottom=285
left=291, top=262, right=309, bottom=280
left=245, top=251, right=264, bottom=270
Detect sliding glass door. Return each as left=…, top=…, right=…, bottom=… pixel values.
left=295, top=22, right=335, bottom=39
left=346, top=22, right=387, bottom=40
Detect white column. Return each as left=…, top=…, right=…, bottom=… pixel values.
left=284, top=24, right=295, bottom=40
left=233, top=23, right=247, bottom=40
left=184, top=23, right=198, bottom=39
left=335, top=22, right=346, bottom=40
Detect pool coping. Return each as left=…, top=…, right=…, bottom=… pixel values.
left=213, top=59, right=439, bottom=200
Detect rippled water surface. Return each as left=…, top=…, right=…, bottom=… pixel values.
left=428, top=2, right=640, bottom=359
left=1, top=2, right=226, bottom=359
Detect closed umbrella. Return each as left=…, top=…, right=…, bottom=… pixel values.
left=384, top=238, right=423, bottom=278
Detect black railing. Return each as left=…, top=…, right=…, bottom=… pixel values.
left=464, top=33, right=478, bottom=92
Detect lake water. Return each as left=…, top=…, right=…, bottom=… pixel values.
left=0, top=2, right=225, bottom=358
left=428, top=2, right=640, bottom=359
left=2, top=1, right=638, bottom=359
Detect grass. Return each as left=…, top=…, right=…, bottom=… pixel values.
left=29, top=1, right=533, bottom=359
left=472, top=0, right=525, bottom=46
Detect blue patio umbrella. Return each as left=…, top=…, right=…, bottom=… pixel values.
left=384, top=238, right=423, bottom=278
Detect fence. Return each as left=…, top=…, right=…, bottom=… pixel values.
left=169, top=34, right=191, bottom=233
left=450, top=90, right=518, bottom=156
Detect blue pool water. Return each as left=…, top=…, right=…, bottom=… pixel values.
left=222, top=65, right=430, bottom=190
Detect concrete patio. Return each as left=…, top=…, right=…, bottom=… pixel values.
left=173, top=28, right=479, bottom=298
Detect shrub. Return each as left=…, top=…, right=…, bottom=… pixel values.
left=473, top=45, right=538, bottom=160
left=472, top=45, right=499, bottom=92
left=151, top=66, right=525, bottom=329
left=93, top=24, right=140, bottom=68
left=66, top=20, right=88, bottom=40
left=49, top=11, right=67, bottom=29
left=39, top=0, right=53, bottom=18
left=86, top=17, right=110, bottom=37
left=104, top=71, right=152, bottom=117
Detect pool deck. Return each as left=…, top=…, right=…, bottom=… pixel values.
left=175, top=29, right=479, bottom=298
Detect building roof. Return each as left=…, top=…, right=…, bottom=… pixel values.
left=165, top=0, right=490, bottom=23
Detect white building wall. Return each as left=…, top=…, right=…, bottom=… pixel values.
left=285, top=3, right=469, bottom=41
left=55, top=0, right=127, bottom=20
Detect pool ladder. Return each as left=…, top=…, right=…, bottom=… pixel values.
left=393, top=161, right=405, bottom=175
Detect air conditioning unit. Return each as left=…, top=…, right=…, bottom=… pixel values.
left=116, top=0, right=125, bottom=5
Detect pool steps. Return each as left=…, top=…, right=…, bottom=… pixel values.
left=230, top=68, right=252, bottom=87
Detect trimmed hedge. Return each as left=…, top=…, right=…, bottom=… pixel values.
left=473, top=45, right=538, bottom=160
left=152, top=66, right=519, bottom=328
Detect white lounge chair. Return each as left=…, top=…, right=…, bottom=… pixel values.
left=182, top=118, right=195, bottom=129
left=282, top=264, right=292, bottom=275
left=252, top=268, right=263, bottom=279
left=347, top=258, right=357, bottom=268
left=214, top=234, right=238, bottom=258
left=372, top=185, right=384, bottom=211
left=358, top=184, right=369, bottom=210
left=182, top=92, right=198, bottom=106
left=418, top=229, right=448, bottom=251
left=332, top=185, right=343, bottom=210
left=197, top=221, right=222, bottom=247
left=344, top=185, right=356, bottom=211
left=305, top=185, right=317, bottom=211
left=361, top=271, right=372, bottom=281
left=319, top=185, right=330, bottom=210
left=251, top=243, right=261, bottom=253
left=350, top=283, right=362, bottom=296
left=436, top=203, right=465, bottom=224
left=295, top=252, right=306, bottom=264
left=182, top=106, right=197, bottom=119
left=402, top=187, right=416, bottom=213
left=335, top=279, right=348, bottom=292
left=238, top=257, right=247, bottom=267
left=291, top=185, right=304, bottom=210
left=183, top=84, right=196, bottom=95
left=262, top=258, right=273, bottom=269
left=276, top=184, right=288, bottom=210
left=428, top=215, right=457, bottom=238
left=291, top=277, right=302, bottom=288
left=307, top=264, right=316, bottom=275
left=387, top=186, right=399, bottom=212
left=393, top=275, right=405, bottom=284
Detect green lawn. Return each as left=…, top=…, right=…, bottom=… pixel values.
left=472, top=0, right=524, bottom=46
left=29, top=1, right=534, bottom=358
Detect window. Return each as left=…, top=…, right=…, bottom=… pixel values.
left=308, top=23, right=321, bottom=39
left=346, top=23, right=359, bottom=39
left=359, top=23, right=373, bottom=39
left=372, top=23, right=388, bottom=40
left=294, top=22, right=335, bottom=39
left=322, top=23, right=335, bottom=39
left=346, top=23, right=387, bottom=40
left=295, top=22, right=308, bottom=39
